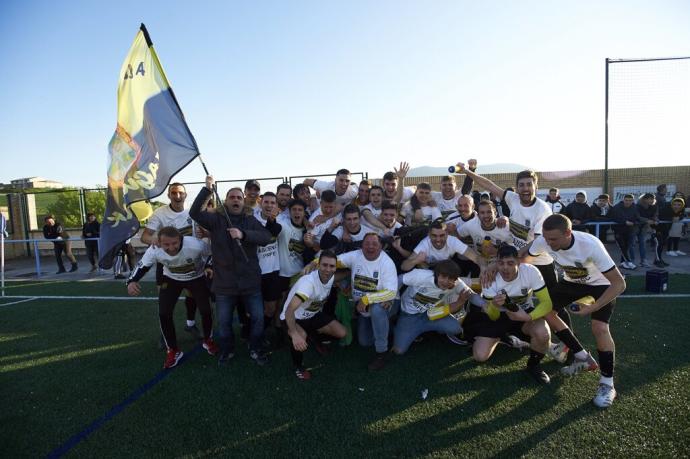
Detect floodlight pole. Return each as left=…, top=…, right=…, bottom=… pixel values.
left=604, top=58, right=610, bottom=195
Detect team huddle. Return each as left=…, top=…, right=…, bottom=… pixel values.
left=126, top=160, right=626, bottom=409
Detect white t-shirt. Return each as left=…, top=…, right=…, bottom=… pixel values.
left=253, top=208, right=280, bottom=274
left=313, top=180, right=358, bottom=206
left=330, top=224, right=373, bottom=242
left=308, top=210, right=338, bottom=244
left=384, top=186, right=415, bottom=204
left=371, top=221, right=403, bottom=237
left=337, top=250, right=398, bottom=316
left=457, top=217, right=512, bottom=261
left=362, top=203, right=382, bottom=218
left=445, top=212, right=477, bottom=247
left=503, top=190, right=553, bottom=265
left=136, top=236, right=210, bottom=282
left=400, top=269, right=470, bottom=315
left=482, top=263, right=545, bottom=313
left=401, top=203, right=442, bottom=226
left=413, top=235, right=468, bottom=266
left=279, top=270, right=335, bottom=320
left=431, top=191, right=462, bottom=220
left=277, top=214, right=306, bottom=277
left=529, top=231, right=615, bottom=286
left=146, top=205, right=195, bottom=237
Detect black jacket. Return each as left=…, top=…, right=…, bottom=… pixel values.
left=564, top=202, right=591, bottom=224
left=82, top=221, right=100, bottom=239
left=189, top=188, right=271, bottom=295
left=610, top=202, right=640, bottom=228
left=43, top=222, right=66, bottom=245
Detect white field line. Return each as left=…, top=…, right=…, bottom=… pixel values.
left=0, top=297, right=38, bottom=307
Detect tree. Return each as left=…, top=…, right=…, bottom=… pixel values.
left=44, top=189, right=106, bottom=228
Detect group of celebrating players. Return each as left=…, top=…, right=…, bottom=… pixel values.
left=125, top=159, right=625, bottom=409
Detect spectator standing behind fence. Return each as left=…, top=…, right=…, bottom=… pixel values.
left=664, top=197, right=686, bottom=257
left=563, top=191, right=591, bottom=233
left=81, top=212, right=100, bottom=272
left=655, top=184, right=668, bottom=210
left=545, top=188, right=565, bottom=214
left=590, top=194, right=613, bottom=244
left=636, top=193, right=658, bottom=268
left=610, top=194, right=640, bottom=270
left=43, top=215, right=78, bottom=274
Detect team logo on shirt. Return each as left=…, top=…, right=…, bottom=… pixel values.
left=305, top=300, right=325, bottom=313
left=556, top=262, right=588, bottom=280
left=354, top=274, right=377, bottom=292
left=288, top=238, right=305, bottom=255
left=168, top=262, right=195, bottom=274
left=509, top=219, right=530, bottom=242
left=413, top=292, right=442, bottom=310
left=373, top=271, right=379, bottom=278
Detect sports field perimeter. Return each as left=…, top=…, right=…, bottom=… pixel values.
left=1, top=276, right=689, bottom=458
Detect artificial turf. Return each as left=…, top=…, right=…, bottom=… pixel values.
left=0, top=280, right=688, bottom=458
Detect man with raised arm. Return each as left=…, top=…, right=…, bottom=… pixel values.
left=189, top=176, right=272, bottom=366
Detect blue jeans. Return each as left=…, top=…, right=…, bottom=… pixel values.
left=215, top=292, right=264, bottom=352
left=357, top=302, right=398, bottom=353
left=394, top=310, right=462, bottom=354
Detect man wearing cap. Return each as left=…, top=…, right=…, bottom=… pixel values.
left=244, top=179, right=261, bottom=215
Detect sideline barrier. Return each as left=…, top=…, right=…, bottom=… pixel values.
left=1, top=220, right=687, bottom=287
left=0, top=237, right=139, bottom=283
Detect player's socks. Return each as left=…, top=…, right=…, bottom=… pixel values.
left=527, top=349, right=545, bottom=367
left=598, top=349, right=615, bottom=378
left=555, top=329, right=584, bottom=354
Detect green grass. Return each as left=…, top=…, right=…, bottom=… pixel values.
left=1, top=281, right=689, bottom=458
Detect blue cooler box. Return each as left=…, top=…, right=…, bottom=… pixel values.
left=645, top=269, right=669, bottom=293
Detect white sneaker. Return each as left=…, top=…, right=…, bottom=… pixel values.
left=593, top=383, right=617, bottom=408
left=548, top=342, right=569, bottom=363
left=676, top=250, right=686, bottom=256
left=667, top=251, right=678, bottom=257
left=561, top=352, right=599, bottom=376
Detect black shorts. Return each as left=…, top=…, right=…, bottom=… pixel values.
left=549, top=281, right=615, bottom=324
left=284, top=311, right=336, bottom=332
left=463, top=305, right=523, bottom=339
left=261, top=271, right=282, bottom=301
left=277, top=274, right=299, bottom=294
left=535, top=263, right=558, bottom=290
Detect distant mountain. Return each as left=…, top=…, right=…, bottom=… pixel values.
left=408, top=163, right=530, bottom=177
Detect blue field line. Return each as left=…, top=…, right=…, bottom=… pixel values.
left=45, top=345, right=203, bottom=459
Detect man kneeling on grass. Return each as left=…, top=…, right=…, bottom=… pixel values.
left=462, top=245, right=553, bottom=384
left=391, top=260, right=482, bottom=355
left=126, top=226, right=218, bottom=369
left=281, top=250, right=347, bottom=380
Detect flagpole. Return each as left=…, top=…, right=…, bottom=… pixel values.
left=197, top=156, right=249, bottom=262
left=1, top=215, right=5, bottom=297
left=137, top=24, right=248, bottom=263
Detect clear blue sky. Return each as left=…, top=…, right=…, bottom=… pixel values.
left=1, top=0, right=689, bottom=189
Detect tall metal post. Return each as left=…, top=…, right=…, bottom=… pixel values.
left=604, top=58, right=610, bottom=195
